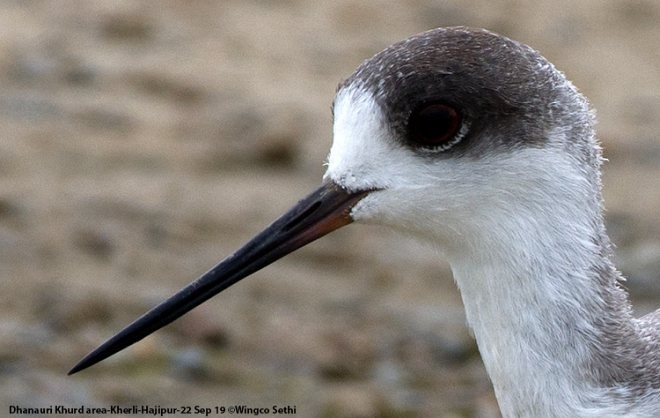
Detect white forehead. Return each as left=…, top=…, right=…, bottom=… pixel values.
left=324, top=86, right=427, bottom=192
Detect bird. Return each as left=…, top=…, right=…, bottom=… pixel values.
left=69, top=27, right=659, bottom=417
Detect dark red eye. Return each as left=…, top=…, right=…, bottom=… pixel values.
left=408, top=103, right=462, bottom=149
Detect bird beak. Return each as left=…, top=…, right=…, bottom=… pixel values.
left=69, top=180, right=371, bottom=375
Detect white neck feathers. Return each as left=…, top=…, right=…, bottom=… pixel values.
left=445, top=152, right=658, bottom=416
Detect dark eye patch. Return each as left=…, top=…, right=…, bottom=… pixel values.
left=408, top=103, right=464, bottom=151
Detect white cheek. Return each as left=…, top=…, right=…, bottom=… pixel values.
left=326, top=86, right=470, bottom=242
left=326, top=87, right=452, bottom=237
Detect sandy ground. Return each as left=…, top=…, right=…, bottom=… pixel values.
left=1, top=1, right=659, bottom=417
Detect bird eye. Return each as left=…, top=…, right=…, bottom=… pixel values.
left=408, top=103, right=463, bottom=150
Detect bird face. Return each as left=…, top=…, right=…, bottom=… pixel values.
left=325, top=26, right=602, bottom=257
left=325, top=83, right=551, bottom=255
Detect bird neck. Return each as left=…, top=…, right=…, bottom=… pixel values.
left=447, top=202, right=653, bottom=416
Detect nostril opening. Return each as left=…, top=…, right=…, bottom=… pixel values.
left=283, top=201, right=322, bottom=232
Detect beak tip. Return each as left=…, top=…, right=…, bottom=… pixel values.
left=67, top=363, right=83, bottom=375
left=68, top=354, right=95, bottom=375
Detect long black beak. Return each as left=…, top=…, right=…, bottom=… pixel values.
left=69, top=180, right=370, bottom=375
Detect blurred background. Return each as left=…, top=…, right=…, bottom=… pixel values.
left=1, top=1, right=659, bottom=417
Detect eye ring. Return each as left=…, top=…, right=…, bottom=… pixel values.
left=407, top=103, right=466, bottom=151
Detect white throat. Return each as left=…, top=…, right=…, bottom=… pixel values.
left=445, top=192, right=660, bottom=417
left=448, top=210, right=621, bottom=416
